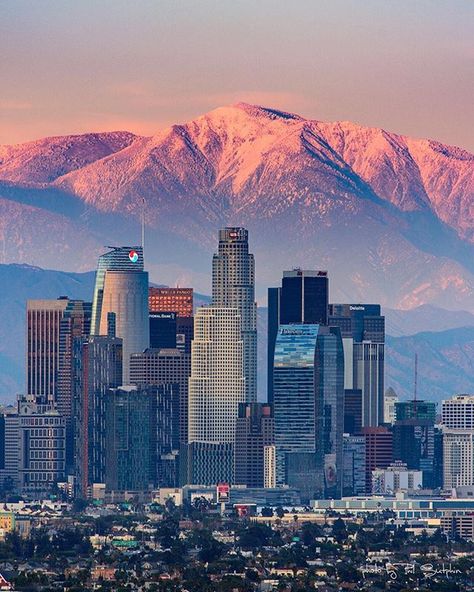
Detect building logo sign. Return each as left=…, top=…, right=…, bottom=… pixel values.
left=350, top=305, right=365, bottom=311
left=128, top=250, right=139, bottom=263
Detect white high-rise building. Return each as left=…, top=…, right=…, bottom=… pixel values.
left=212, top=228, right=257, bottom=402
left=441, top=395, right=474, bottom=489
left=99, top=270, right=149, bottom=384
left=188, top=307, right=245, bottom=444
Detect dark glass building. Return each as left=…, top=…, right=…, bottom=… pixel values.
left=234, top=403, right=274, bottom=488
left=344, top=389, right=363, bottom=435
left=273, top=324, right=344, bottom=500
left=129, top=348, right=191, bottom=445
left=105, top=386, right=155, bottom=492
left=393, top=400, right=437, bottom=487
left=268, top=269, right=329, bottom=403
left=149, top=312, right=177, bottom=349
left=73, top=335, right=122, bottom=498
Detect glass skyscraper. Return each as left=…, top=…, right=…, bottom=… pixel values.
left=268, top=270, right=329, bottom=403
left=90, top=246, right=144, bottom=335
left=273, top=324, right=344, bottom=500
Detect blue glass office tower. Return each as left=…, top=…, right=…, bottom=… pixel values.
left=91, top=246, right=144, bottom=335
left=273, top=324, right=344, bottom=500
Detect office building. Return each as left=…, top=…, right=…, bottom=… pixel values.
left=73, top=335, right=122, bottom=498
left=91, top=246, right=144, bottom=335
left=343, top=434, right=366, bottom=496
left=0, top=408, right=20, bottom=493
left=130, top=348, right=191, bottom=445
left=16, top=396, right=66, bottom=497
left=26, top=297, right=70, bottom=403
left=234, top=403, right=274, bottom=488
left=154, top=384, right=180, bottom=487
left=441, top=395, right=474, bottom=429
left=268, top=270, right=329, bottom=403
left=212, top=227, right=257, bottom=402
left=372, top=461, right=423, bottom=494
left=362, top=426, right=393, bottom=494
left=149, top=312, right=177, bottom=349
left=105, top=386, right=155, bottom=492
left=57, top=300, right=92, bottom=468
left=344, top=389, right=362, bottom=434
left=396, top=400, right=437, bottom=423
left=264, top=445, right=276, bottom=488
left=433, top=427, right=444, bottom=488
left=180, top=442, right=234, bottom=486
left=149, top=287, right=193, bottom=318
left=98, top=270, right=149, bottom=383
left=273, top=324, right=344, bottom=500
left=384, top=387, right=398, bottom=424
left=328, top=303, right=385, bottom=427
left=176, top=316, right=194, bottom=354
left=187, top=307, right=245, bottom=484
left=393, top=400, right=436, bottom=487
left=441, top=395, right=474, bottom=489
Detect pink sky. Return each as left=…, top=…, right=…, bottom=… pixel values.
left=1, top=0, right=473, bottom=150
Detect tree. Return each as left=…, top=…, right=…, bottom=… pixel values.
left=332, top=517, right=347, bottom=543
left=261, top=506, right=273, bottom=517
left=275, top=506, right=285, bottom=519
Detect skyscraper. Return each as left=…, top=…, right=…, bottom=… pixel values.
left=234, top=403, right=274, bottom=488
left=73, top=335, right=123, bottom=498
left=105, top=386, right=155, bottom=492
left=187, top=307, right=245, bottom=484
left=26, top=297, right=70, bottom=403
left=57, top=300, right=92, bottom=468
left=273, top=324, right=344, bottom=500
left=212, top=228, right=257, bottom=402
left=98, top=270, right=149, bottom=383
left=129, top=348, right=191, bottom=445
left=91, top=246, right=144, bottom=335
left=149, top=287, right=193, bottom=318
left=362, top=426, right=393, bottom=493
left=328, top=303, right=385, bottom=427
left=268, top=270, right=329, bottom=403
left=441, top=395, right=474, bottom=489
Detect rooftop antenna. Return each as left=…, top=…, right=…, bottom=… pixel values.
left=141, top=196, right=146, bottom=254
left=413, top=353, right=418, bottom=419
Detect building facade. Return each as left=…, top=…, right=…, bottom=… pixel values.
left=342, top=434, right=366, bottom=496
left=362, top=426, right=393, bottom=494
left=149, top=287, right=193, bottom=318
left=441, top=395, right=474, bottom=490
left=98, top=270, right=149, bottom=383
left=212, top=228, right=257, bottom=402
left=234, top=403, right=274, bottom=488
left=26, top=298, right=70, bottom=403
left=73, top=335, right=123, bottom=498
left=91, top=246, right=144, bottom=335
left=328, top=304, right=385, bottom=427
left=187, top=307, right=245, bottom=484
left=129, top=348, right=191, bottom=445
left=268, top=270, right=329, bottom=403
left=273, top=324, right=344, bottom=500
left=105, top=386, right=155, bottom=492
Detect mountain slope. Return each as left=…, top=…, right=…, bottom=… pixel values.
left=386, top=327, right=474, bottom=403
left=0, top=103, right=473, bottom=310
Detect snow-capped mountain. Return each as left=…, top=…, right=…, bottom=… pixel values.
left=0, top=102, right=473, bottom=309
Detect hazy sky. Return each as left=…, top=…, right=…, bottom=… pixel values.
left=1, top=0, right=473, bottom=149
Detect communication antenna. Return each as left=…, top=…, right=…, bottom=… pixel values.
left=141, top=196, right=146, bottom=253
left=413, top=353, right=418, bottom=419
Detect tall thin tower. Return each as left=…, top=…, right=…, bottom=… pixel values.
left=212, top=227, right=257, bottom=402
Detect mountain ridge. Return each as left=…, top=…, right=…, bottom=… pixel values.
left=0, top=102, right=473, bottom=310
